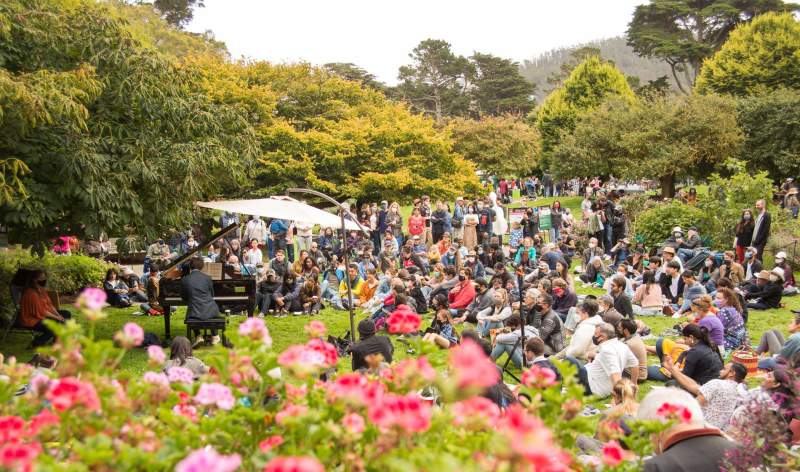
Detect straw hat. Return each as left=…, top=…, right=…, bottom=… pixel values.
left=772, top=267, right=785, bottom=281
left=787, top=187, right=798, bottom=196
left=756, top=270, right=771, bottom=280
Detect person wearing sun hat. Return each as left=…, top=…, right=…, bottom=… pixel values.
left=744, top=269, right=783, bottom=310
left=774, top=251, right=798, bottom=296
left=784, top=187, right=798, bottom=219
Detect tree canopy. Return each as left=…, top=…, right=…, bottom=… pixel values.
left=626, top=0, right=797, bottom=94
left=449, top=116, right=540, bottom=177
left=535, top=56, right=635, bottom=168
left=737, top=88, right=800, bottom=180
left=552, top=94, right=743, bottom=197
left=696, top=12, right=800, bottom=95
left=468, top=53, right=535, bottom=117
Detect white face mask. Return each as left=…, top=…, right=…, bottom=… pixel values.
left=705, top=260, right=713, bottom=267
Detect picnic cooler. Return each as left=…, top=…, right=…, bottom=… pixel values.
left=731, top=346, right=759, bottom=374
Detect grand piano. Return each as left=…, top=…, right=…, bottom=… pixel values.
left=158, top=223, right=256, bottom=339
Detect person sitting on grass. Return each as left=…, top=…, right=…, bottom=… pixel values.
left=300, top=277, right=321, bottom=315
left=569, top=322, right=639, bottom=398
left=713, top=288, right=746, bottom=351
left=162, top=336, right=209, bottom=380
left=638, top=388, right=734, bottom=472
left=551, top=277, right=577, bottom=322
left=491, top=315, right=538, bottom=369
left=579, top=256, right=606, bottom=286
left=338, top=264, right=365, bottom=309
left=632, top=270, right=663, bottom=316
left=475, top=288, right=511, bottom=337
left=103, top=268, right=132, bottom=308
left=659, top=260, right=685, bottom=308
left=774, top=251, right=798, bottom=296
left=609, top=275, right=634, bottom=320
left=351, top=319, right=393, bottom=372
left=756, top=312, right=800, bottom=371
left=576, top=378, right=639, bottom=454
left=666, top=323, right=724, bottom=388
left=121, top=267, right=148, bottom=303
left=422, top=309, right=460, bottom=349
left=531, top=293, right=565, bottom=356
left=523, top=336, right=561, bottom=381
left=274, top=273, right=302, bottom=316
left=597, top=294, right=623, bottom=326
left=454, top=278, right=492, bottom=325
left=19, top=270, right=71, bottom=347
left=447, top=267, right=476, bottom=316
left=673, top=270, right=707, bottom=318
left=556, top=300, right=603, bottom=363
left=744, top=269, right=784, bottom=310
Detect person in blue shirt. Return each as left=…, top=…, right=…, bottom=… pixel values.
left=423, top=309, right=460, bottom=349
left=269, top=218, right=289, bottom=257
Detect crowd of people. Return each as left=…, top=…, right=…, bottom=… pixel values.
left=21, top=174, right=800, bottom=470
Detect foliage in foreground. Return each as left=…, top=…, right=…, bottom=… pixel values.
left=0, top=291, right=677, bottom=471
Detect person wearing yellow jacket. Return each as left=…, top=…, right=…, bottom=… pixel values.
left=339, top=263, right=365, bottom=309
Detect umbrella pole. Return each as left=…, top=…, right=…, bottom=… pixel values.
left=341, top=213, right=356, bottom=344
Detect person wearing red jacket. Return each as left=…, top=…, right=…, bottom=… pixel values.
left=448, top=267, right=476, bottom=314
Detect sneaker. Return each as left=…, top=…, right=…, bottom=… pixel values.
left=211, top=335, right=221, bottom=346
left=192, top=336, right=205, bottom=348
left=292, top=311, right=303, bottom=316
left=131, top=311, right=143, bottom=316
left=257, top=313, right=266, bottom=319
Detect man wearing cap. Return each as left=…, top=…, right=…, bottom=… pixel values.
left=745, top=269, right=784, bottom=310
left=677, top=227, right=702, bottom=263
left=751, top=199, right=771, bottom=261
left=121, top=267, right=148, bottom=303
left=351, top=319, right=394, bottom=372
left=660, top=246, right=684, bottom=273
left=381, top=230, right=399, bottom=258
left=774, top=251, right=797, bottom=295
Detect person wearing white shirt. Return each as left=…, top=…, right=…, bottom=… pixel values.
left=571, top=323, right=639, bottom=397
left=244, top=216, right=268, bottom=248
left=295, top=221, right=313, bottom=252
left=476, top=288, right=512, bottom=337
left=557, top=300, right=604, bottom=362
left=242, top=238, right=263, bottom=269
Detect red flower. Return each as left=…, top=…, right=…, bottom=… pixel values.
left=656, top=402, right=693, bottom=424
left=0, top=416, right=25, bottom=443
left=391, top=357, right=437, bottom=385
left=498, top=405, right=571, bottom=471
left=263, top=456, right=325, bottom=472
left=328, top=373, right=369, bottom=403
left=451, top=397, right=501, bottom=429
left=367, top=392, right=431, bottom=433
left=0, top=441, right=41, bottom=472
left=520, top=365, right=557, bottom=389
left=305, top=338, right=338, bottom=367
left=45, top=377, right=101, bottom=412
left=386, top=305, right=421, bottom=334
left=259, top=435, right=284, bottom=452
left=601, top=440, right=625, bottom=466
left=449, top=339, right=499, bottom=390
left=25, top=410, right=59, bottom=437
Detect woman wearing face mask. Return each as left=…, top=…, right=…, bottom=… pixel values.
left=734, top=209, right=755, bottom=264
left=20, top=270, right=71, bottom=347
left=714, top=288, right=746, bottom=351
left=476, top=288, right=511, bottom=337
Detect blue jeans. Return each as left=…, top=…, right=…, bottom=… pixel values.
left=478, top=321, right=503, bottom=338
left=320, top=280, right=343, bottom=309
left=491, top=343, right=523, bottom=369
left=603, top=225, right=613, bottom=255
left=550, top=227, right=560, bottom=242
left=648, top=365, right=669, bottom=382
left=677, top=248, right=695, bottom=263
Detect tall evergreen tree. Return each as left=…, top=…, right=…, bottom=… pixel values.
left=469, top=53, right=535, bottom=117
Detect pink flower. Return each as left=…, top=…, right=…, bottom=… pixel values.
left=305, top=339, right=338, bottom=367
left=275, top=404, right=309, bottom=425
left=29, top=374, right=50, bottom=397
left=342, top=413, right=365, bottom=435
left=277, top=345, right=327, bottom=378
left=147, top=345, right=166, bottom=364
left=143, top=371, right=170, bottom=389
left=26, top=409, right=60, bottom=436
left=194, top=383, right=235, bottom=410
left=172, top=403, right=198, bottom=422
left=45, top=377, right=101, bottom=412
left=601, top=440, right=625, bottom=467
left=391, top=357, right=437, bottom=385
left=284, top=383, right=308, bottom=401
left=259, top=435, right=284, bottom=452
left=176, top=447, right=242, bottom=472
left=0, top=442, right=41, bottom=472
left=114, top=322, right=144, bottom=348
left=448, top=339, right=499, bottom=390
left=263, top=456, right=324, bottom=472
left=367, top=392, right=431, bottom=433
left=0, top=416, right=25, bottom=443
left=451, top=397, right=501, bottom=428
left=498, top=405, right=571, bottom=471
left=238, top=318, right=272, bottom=346
left=520, top=365, right=557, bottom=389
left=166, top=366, right=195, bottom=385
left=304, top=320, right=327, bottom=339
left=656, top=402, right=693, bottom=424
left=75, top=287, right=106, bottom=311
left=386, top=305, right=421, bottom=334
left=327, top=373, right=369, bottom=403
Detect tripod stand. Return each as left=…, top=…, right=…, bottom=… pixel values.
left=500, top=268, right=528, bottom=382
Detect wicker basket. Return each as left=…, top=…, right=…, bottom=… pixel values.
left=732, top=347, right=759, bottom=374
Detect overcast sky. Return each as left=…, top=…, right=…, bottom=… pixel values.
left=187, top=0, right=644, bottom=84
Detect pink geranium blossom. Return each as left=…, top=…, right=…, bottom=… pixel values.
left=75, top=287, right=106, bottom=312
left=305, top=338, right=338, bottom=367
left=327, top=373, right=368, bottom=403
left=368, top=392, right=431, bottom=433
left=391, top=357, right=437, bottom=385
left=259, top=435, right=284, bottom=452
left=26, top=410, right=59, bottom=436
left=238, top=318, right=272, bottom=346
left=166, top=366, right=195, bottom=385
left=304, top=320, right=327, bottom=339
left=451, top=397, right=501, bottom=428
left=114, top=322, right=144, bottom=349
left=448, top=339, right=499, bottom=390
left=277, top=345, right=327, bottom=378
left=172, top=403, right=199, bottom=422
left=147, top=345, right=166, bottom=364
left=0, top=442, right=41, bottom=472
left=194, top=383, right=235, bottom=410
left=45, top=377, right=101, bottom=412
left=342, top=413, right=365, bottom=435
left=656, top=402, right=693, bottom=424
left=0, top=416, right=25, bottom=443
left=386, top=305, right=421, bottom=334
left=175, top=447, right=241, bottom=472
left=498, top=404, right=571, bottom=471
left=601, top=440, right=625, bottom=467
left=143, top=372, right=170, bottom=389
left=520, top=365, right=557, bottom=389
left=263, top=456, right=324, bottom=472
left=275, top=404, right=309, bottom=425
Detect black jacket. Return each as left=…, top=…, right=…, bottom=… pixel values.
left=746, top=281, right=783, bottom=308
left=752, top=211, right=771, bottom=246
left=659, top=273, right=685, bottom=304
left=351, top=335, right=394, bottom=371
left=181, top=270, right=219, bottom=321
left=613, top=292, right=634, bottom=319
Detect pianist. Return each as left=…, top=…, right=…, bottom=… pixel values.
left=182, top=257, right=222, bottom=347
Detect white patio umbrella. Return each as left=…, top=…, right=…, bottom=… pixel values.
left=195, top=196, right=364, bottom=232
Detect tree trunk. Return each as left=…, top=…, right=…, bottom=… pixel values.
left=660, top=174, right=676, bottom=199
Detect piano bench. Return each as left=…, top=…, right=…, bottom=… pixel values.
left=185, top=318, right=231, bottom=348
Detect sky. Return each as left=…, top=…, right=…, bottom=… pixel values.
left=187, top=0, right=644, bottom=84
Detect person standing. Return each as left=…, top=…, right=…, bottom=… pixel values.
left=751, top=199, right=771, bottom=261
left=244, top=215, right=268, bottom=251
left=295, top=220, right=313, bottom=253
left=733, top=209, right=755, bottom=264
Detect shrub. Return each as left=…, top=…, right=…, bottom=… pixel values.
left=632, top=201, right=706, bottom=248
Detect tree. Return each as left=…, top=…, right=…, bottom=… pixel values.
left=696, top=12, right=800, bottom=95
left=737, top=88, right=800, bottom=180
left=535, top=56, right=635, bottom=167
left=545, top=46, right=601, bottom=90
left=149, top=0, right=204, bottom=28
left=449, top=116, right=540, bottom=176
left=190, top=59, right=481, bottom=203
left=0, top=0, right=258, bottom=250
left=626, top=0, right=797, bottom=94
left=468, top=53, right=535, bottom=117
left=552, top=94, right=743, bottom=197
left=323, top=62, right=387, bottom=93
left=396, top=39, right=472, bottom=123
